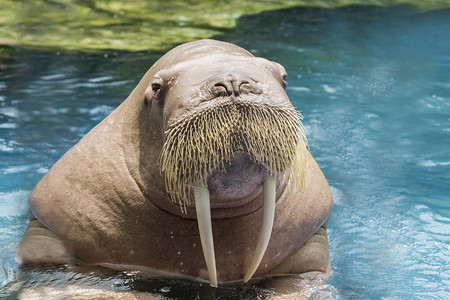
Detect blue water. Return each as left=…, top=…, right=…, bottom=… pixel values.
left=1, top=5, right=449, bottom=299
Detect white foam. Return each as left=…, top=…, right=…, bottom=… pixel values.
left=40, top=74, right=66, bottom=81
left=0, top=190, right=31, bottom=217
left=289, top=86, right=311, bottom=92
left=2, top=166, right=31, bottom=174
left=419, top=160, right=450, bottom=167
left=37, top=167, right=49, bottom=174
left=79, top=105, right=114, bottom=116
left=0, top=139, right=14, bottom=152
left=0, top=107, right=20, bottom=118
left=0, top=123, right=16, bottom=129
left=330, top=186, right=343, bottom=206
left=88, top=76, right=113, bottom=83
left=322, top=84, right=337, bottom=93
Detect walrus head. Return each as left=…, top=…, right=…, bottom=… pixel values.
left=143, top=40, right=308, bottom=286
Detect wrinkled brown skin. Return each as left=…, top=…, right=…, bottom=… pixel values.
left=18, top=40, right=333, bottom=292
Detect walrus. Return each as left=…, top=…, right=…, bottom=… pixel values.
left=17, top=39, right=333, bottom=290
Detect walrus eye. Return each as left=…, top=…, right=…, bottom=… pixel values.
left=151, top=82, right=163, bottom=102
left=282, top=74, right=287, bottom=89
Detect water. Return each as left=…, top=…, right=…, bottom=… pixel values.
left=1, top=5, right=449, bottom=299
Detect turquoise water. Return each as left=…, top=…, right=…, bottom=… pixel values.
left=1, top=5, right=449, bottom=299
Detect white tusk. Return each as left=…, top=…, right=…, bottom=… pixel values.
left=243, top=174, right=276, bottom=283
left=194, top=183, right=218, bottom=287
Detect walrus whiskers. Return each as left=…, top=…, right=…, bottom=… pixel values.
left=160, top=99, right=308, bottom=209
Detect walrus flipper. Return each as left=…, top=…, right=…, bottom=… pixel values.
left=258, top=227, right=331, bottom=296
left=268, top=226, right=331, bottom=276
left=17, top=219, right=69, bottom=266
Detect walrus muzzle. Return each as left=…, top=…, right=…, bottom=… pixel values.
left=160, top=96, right=308, bottom=286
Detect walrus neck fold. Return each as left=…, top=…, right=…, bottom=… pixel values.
left=194, top=175, right=277, bottom=287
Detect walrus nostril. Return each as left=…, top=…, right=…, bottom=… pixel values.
left=239, top=81, right=262, bottom=95
left=213, top=82, right=232, bottom=97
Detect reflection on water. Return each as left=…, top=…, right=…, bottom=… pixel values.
left=10, top=265, right=277, bottom=299
left=1, top=5, right=449, bottom=299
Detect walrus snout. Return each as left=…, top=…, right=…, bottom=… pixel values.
left=206, top=152, right=268, bottom=207
left=210, top=73, right=263, bottom=98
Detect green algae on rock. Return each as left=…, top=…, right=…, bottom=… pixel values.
left=1, top=0, right=449, bottom=52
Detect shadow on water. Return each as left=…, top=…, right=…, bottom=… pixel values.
left=1, top=4, right=449, bottom=299
left=3, top=265, right=272, bottom=299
